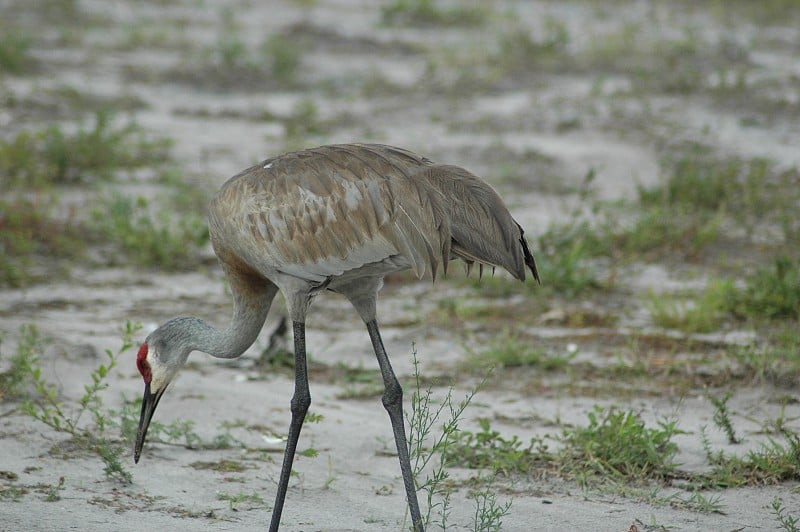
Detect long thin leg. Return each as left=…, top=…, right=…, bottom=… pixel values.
left=269, top=320, right=310, bottom=532
left=366, top=319, right=424, bottom=532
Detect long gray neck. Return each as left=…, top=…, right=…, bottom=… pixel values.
left=182, top=282, right=278, bottom=360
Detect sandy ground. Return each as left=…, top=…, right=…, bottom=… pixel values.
left=2, top=1, right=800, bottom=530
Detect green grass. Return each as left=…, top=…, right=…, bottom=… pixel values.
left=444, top=418, right=544, bottom=475
left=0, top=29, right=34, bottom=74
left=406, top=346, right=511, bottom=530
left=728, top=257, right=800, bottom=321
left=646, top=280, right=735, bottom=333
left=0, top=110, right=171, bottom=187
left=91, top=193, right=209, bottom=270
left=709, top=392, right=740, bottom=444
left=18, top=322, right=142, bottom=483
left=491, top=18, right=570, bottom=74
left=381, top=0, right=490, bottom=27
left=217, top=490, right=268, bottom=511
left=0, top=108, right=209, bottom=286
left=698, top=426, right=800, bottom=488
left=537, top=220, right=606, bottom=296
left=171, top=10, right=304, bottom=91
left=0, top=324, right=45, bottom=400
left=523, top=146, right=800, bottom=282
left=646, top=256, right=800, bottom=334
left=772, top=496, right=800, bottom=532
left=448, top=406, right=681, bottom=484
left=261, top=33, right=302, bottom=83
left=559, top=406, right=681, bottom=482
left=465, top=330, right=577, bottom=371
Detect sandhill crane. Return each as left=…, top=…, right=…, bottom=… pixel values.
left=133, top=143, right=539, bottom=531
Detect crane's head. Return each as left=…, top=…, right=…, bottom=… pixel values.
left=134, top=320, right=193, bottom=464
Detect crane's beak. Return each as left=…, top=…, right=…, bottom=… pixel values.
left=134, top=382, right=164, bottom=464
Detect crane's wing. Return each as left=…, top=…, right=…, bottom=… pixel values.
left=210, top=144, right=451, bottom=283
left=411, top=164, right=539, bottom=283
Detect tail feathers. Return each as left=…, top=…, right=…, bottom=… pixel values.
left=517, top=223, right=540, bottom=284
left=411, top=163, right=540, bottom=284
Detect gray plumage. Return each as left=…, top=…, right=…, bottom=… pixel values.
left=134, top=143, right=539, bottom=532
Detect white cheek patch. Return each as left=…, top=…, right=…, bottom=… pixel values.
left=147, top=354, right=175, bottom=394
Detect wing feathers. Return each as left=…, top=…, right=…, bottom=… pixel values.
left=210, top=144, right=535, bottom=285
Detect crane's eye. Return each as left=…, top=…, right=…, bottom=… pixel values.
left=136, top=343, right=152, bottom=383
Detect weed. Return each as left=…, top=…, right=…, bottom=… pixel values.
left=675, top=490, right=723, bottom=514
left=0, top=193, right=85, bottom=286
left=381, top=0, right=489, bottom=27
left=558, top=406, right=681, bottom=481
left=44, top=476, right=66, bottom=502
left=190, top=459, right=250, bottom=473
left=465, top=330, right=576, bottom=372
left=282, top=99, right=328, bottom=151
left=492, top=18, right=570, bottom=75
left=709, top=392, right=740, bottom=444
left=322, top=455, right=336, bottom=489
left=0, top=484, right=27, bottom=501
left=90, top=193, right=209, bottom=270
left=261, top=34, right=302, bottom=83
left=217, top=490, right=268, bottom=511
left=470, top=481, right=513, bottom=532
left=536, top=170, right=607, bottom=295
left=0, top=110, right=171, bottom=187
left=445, top=418, right=543, bottom=475
left=728, top=257, right=800, bottom=321
left=772, top=497, right=800, bottom=532
left=114, top=398, right=244, bottom=451
left=646, top=280, right=735, bottom=333
left=406, top=345, right=510, bottom=530
left=697, top=429, right=800, bottom=488
left=174, top=10, right=305, bottom=91
left=0, top=29, right=34, bottom=74
left=0, top=324, right=45, bottom=399
left=537, top=223, right=605, bottom=296
left=21, top=322, right=142, bottom=483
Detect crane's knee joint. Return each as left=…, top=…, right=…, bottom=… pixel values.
left=381, top=379, right=403, bottom=410
left=291, top=392, right=311, bottom=415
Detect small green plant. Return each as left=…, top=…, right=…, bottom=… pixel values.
left=21, top=322, right=142, bottom=483
left=697, top=427, right=800, bottom=488
left=217, top=490, right=268, bottom=511
left=261, top=34, right=302, bottom=83
left=772, top=497, right=800, bottom=532
left=381, top=0, right=489, bottom=27
left=178, top=9, right=304, bottom=91
left=709, top=392, right=740, bottom=444
left=470, top=481, right=513, bottom=532
left=44, top=476, right=66, bottom=502
left=0, top=324, right=44, bottom=399
left=0, top=110, right=170, bottom=187
left=406, top=345, right=510, bottom=530
left=445, top=418, right=543, bottom=475
left=492, top=18, right=570, bottom=74
left=282, top=98, right=328, bottom=151
left=675, top=490, right=723, bottom=514
left=91, top=193, right=209, bottom=270
left=0, top=193, right=88, bottom=287
left=646, top=280, right=735, bottom=333
left=465, top=330, right=575, bottom=371
left=728, top=257, right=800, bottom=321
left=114, top=398, right=245, bottom=451
left=0, top=29, right=34, bottom=74
left=558, top=406, right=681, bottom=481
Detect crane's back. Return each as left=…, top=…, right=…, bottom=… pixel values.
left=208, top=143, right=538, bottom=286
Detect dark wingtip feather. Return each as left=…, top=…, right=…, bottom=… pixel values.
left=517, top=224, right=541, bottom=285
